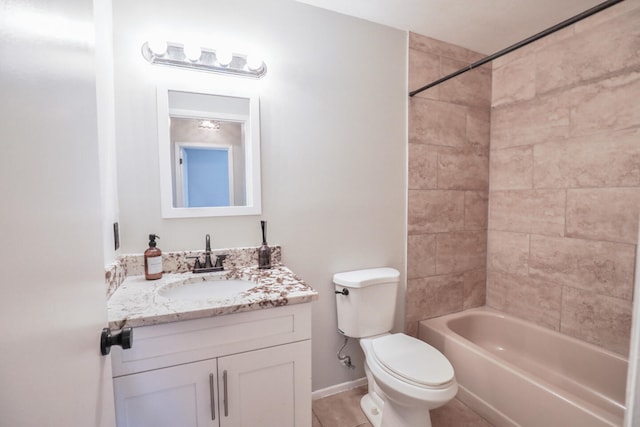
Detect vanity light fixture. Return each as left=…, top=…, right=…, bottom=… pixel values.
left=148, top=40, right=168, bottom=56
left=198, top=119, right=221, bottom=130
left=141, top=41, right=267, bottom=78
left=183, top=44, right=202, bottom=62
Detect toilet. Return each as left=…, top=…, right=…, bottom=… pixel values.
left=334, top=267, right=458, bottom=427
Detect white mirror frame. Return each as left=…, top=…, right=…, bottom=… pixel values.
left=156, top=84, right=262, bottom=218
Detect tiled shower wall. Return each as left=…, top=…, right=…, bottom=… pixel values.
left=487, top=1, right=640, bottom=355
left=407, top=2, right=640, bottom=354
left=406, top=33, right=492, bottom=336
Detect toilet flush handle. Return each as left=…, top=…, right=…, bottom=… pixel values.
left=335, top=288, right=349, bottom=296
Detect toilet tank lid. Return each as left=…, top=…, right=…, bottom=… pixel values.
left=333, top=267, right=400, bottom=288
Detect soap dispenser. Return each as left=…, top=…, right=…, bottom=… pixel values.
left=258, top=221, right=271, bottom=269
left=144, top=234, right=163, bottom=280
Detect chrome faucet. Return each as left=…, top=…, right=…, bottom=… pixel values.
left=188, top=234, right=228, bottom=273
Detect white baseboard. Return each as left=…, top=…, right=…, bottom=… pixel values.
left=312, top=377, right=368, bottom=400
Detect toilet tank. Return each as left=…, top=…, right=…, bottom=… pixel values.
left=334, top=267, right=400, bottom=338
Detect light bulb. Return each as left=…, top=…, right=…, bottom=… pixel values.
left=246, top=55, right=264, bottom=71
left=183, top=44, right=201, bottom=61
left=216, top=49, right=233, bottom=66
left=148, top=40, right=167, bottom=56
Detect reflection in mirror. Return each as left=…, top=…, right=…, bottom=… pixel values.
left=171, top=118, right=244, bottom=207
left=157, top=86, right=261, bottom=218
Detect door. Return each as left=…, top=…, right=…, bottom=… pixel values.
left=114, top=359, right=218, bottom=427
left=218, top=340, right=312, bottom=427
left=180, top=145, right=233, bottom=207
left=0, top=0, right=116, bottom=425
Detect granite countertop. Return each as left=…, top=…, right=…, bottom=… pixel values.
left=107, top=264, right=318, bottom=329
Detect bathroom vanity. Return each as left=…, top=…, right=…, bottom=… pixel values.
left=106, top=252, right=317, bottom=427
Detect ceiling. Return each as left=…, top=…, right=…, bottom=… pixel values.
left=296, top=0, right=605, bottom=54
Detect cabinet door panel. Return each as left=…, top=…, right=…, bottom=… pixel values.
left=219, top=340, right=311, bottom=427
left=114, top=359, right=218, bottom=427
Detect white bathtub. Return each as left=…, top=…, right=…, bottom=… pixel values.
left=418, top=307, right=627, bottom=427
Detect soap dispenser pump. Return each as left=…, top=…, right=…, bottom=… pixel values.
left=258, top=221, right=271, bottom=269
left=144, top=234, right=163, bottom=280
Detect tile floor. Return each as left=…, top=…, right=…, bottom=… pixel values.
left=312, top=385, right=494, bottom=427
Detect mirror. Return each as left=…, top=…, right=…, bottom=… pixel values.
left=157, top=85, right=261, bottom=217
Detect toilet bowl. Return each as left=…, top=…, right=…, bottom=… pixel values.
left=359, top=333, right=458, bottom=427
left=334, top=268, right=458, bottom=427
left=360, top=334, right=458, bottom=427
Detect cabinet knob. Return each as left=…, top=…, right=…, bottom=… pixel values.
left=100, top=327, right=133, bottom=355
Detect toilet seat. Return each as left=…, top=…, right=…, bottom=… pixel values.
left=370, top=334, right=454, bottom=388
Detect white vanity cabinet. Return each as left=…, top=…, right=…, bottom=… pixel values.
left=111, top=304, right=312, bottom=427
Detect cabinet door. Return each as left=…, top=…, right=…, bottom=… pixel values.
left=218, top=340, right=312, bottom=427
left=114, top=359, right=219, bottom=427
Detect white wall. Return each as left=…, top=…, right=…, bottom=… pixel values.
left=112, top=0, right=407, bottom=390
left=95, top=0, right=121, bottom=265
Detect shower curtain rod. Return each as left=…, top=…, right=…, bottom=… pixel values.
left=409, top=0, right=626, bottom=97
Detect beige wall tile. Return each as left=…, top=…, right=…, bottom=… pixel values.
left=487, top=230, right=530, bottom=277
left=407, top=234, right=437, bottom=279
left=409, top=48, right=440, bottom=100
left=440, top=57, right=492, bottom=108
left=453, top=4, right=640, bottom=358
left=464, top=190, right=488, bottom=231
left=570, top=71, right=640, bottom=137
left=463, top=269, right=486, bottom=310
left=409, top=98, right=467, bottom=146
left=576, top=8, right=639, bottom=87
left=486, top=270, right=561, bottom=330
left=533, top=128, right=640, bottom=189
left=537, top=10, right=640, bottom=94
left=574, top=0, right=640, bottom=33
left=405, top=322, right=419, bottom=340
left=488, top=189, right=566, bottom=236
left=409, top=32, right=475, bottom=63
left=436, top=231, right=487, bottom=274
left=492, top=53, right=536, bottom=107
left=466, top=107, right=491, bottom=149
left=491, top=93, right=570, bottom=149
left=408, top=190, right=465, bottom=234
left=566, top=188, right=640, bottom=244
left=438, top=148, right=489, bottom=190
left=406, top=274, right=464, bottom=336
left=491, top=25, right=574, bottom=69
left=529, top=235, right=635, bottom=300
left=491, top=43, right=534, bottom=70
left=468, top=51, right=490, bottom=64
left=408, top=143, right=438, bottom=189
left=534, top=40, right=577, bottom=95
left=561, top=286, right=632, bottom=355
left=406, top=33, right=491, bottom=337
left=489, top=146, right=533, bottom=191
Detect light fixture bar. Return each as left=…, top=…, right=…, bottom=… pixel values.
left=141, top=41, right=267, bottom=79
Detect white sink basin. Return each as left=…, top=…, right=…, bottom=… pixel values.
left=158, top=275, right=256, bottom=301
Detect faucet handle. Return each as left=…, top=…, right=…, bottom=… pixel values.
left=214, top=254, right=228, bottom=269
left=186, top=255, right=202, bottom=270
